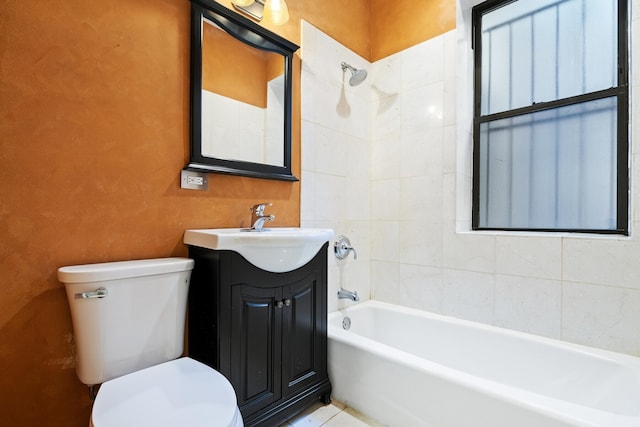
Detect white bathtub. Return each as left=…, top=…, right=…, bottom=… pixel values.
left=328, top=301, right=640, bottom=427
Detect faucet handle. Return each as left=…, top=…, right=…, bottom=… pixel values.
left=334, top=235, right=357, bottom=260
left=251, top=202, right=272, bottom=215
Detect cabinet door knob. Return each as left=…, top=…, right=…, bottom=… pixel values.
left=284, top=299, right=291, bottom=307
left=276, top=300, right=284, bottom=308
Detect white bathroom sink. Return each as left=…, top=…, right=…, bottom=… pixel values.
left=183, top=228, right=334, bottom=273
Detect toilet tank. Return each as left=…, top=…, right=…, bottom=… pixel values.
left=58, top=258, right=194, bottom=386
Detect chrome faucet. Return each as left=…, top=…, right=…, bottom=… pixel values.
left=337, top=288, right=359, bottom=302
left=334, top=235, right=357, bottom=260
left=249, top=202, right=275, bottom=231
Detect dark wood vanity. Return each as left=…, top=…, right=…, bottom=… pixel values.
left=187, top=244, right=332, bottom=426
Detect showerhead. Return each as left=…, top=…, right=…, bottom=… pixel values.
left=341, top=61, right=368, bottom=87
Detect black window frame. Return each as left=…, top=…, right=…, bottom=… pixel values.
left=471, top=0, right=629, bottom=235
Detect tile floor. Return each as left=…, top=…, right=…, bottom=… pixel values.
left=279, top=401, right=385, bottom=427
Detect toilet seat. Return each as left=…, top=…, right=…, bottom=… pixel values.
left=91, top=357, right=242, bottom=427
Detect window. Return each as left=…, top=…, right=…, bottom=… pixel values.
left=472, top=0, right=628, bottom=234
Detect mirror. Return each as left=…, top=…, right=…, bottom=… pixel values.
left=187, top=0, right=299, bottom=181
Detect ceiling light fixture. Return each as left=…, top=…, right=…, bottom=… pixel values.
left=231, top=0, right=290, bottom=25
left=263, top=0, right=289, bottom=26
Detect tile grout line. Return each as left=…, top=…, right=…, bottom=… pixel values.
left=319, top=407, right=345, bottom=426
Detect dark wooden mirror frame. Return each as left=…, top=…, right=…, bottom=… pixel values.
left=186, top=0, right=299, bottom=181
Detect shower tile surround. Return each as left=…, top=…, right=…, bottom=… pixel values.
left=301, top=0, right=640, bottom=358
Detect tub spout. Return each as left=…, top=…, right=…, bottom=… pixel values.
left=338, top=288, right=359, bottom=301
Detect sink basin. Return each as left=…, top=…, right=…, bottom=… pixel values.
left=183, top=228, right=334, bottom=273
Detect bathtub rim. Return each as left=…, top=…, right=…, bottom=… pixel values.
left=328, top=300, right=640, bottom=427
left=330, top=300, right=640, bottom=365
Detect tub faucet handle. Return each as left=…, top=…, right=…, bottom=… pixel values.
left=334, top=235, right=357, bottom=260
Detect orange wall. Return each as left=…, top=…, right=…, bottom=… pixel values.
left=0, top=0, right=454, bottom=425
left=212, top=0, right=454, bottom=62
left=370, top=0, right=456, bottom=61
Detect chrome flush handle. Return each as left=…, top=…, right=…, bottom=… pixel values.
left=74, top=287, right=108, bottom=299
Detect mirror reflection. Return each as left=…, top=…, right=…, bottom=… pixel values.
left=201, top=18, right=285, bottom=167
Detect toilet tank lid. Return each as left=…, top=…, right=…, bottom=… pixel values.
left=57, top=258, right=194, bottom=284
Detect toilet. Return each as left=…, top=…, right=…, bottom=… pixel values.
left=58, top=257, right=242, bottom=427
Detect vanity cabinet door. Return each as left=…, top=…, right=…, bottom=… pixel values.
left=281, top=274, right=327, bottom=399
left=230, top=284, right=282, bottom=416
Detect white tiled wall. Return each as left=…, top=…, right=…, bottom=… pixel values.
left=300, top=21, right=372, bottom=313
left=301, top=0, right=640, bottom=356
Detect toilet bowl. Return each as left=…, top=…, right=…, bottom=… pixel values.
left=58, top=258, right=242, bottom=427
left=90, top=358, right=242, bottom=427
